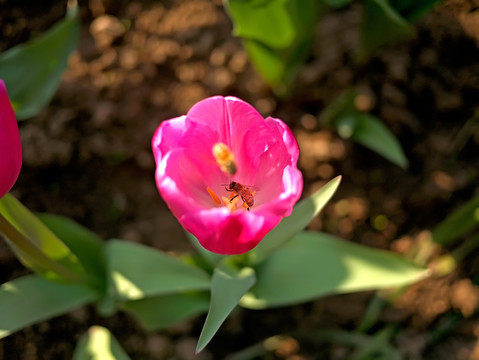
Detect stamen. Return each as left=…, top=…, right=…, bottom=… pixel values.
left=206, top=187, right=221, bottom=205
left=222, top=196, right=239, bottom=212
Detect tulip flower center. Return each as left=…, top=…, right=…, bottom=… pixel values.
left=206, top=186, right=250, bottom=212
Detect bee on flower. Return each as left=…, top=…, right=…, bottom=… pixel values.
left=152, top=96, right=302, bottom=255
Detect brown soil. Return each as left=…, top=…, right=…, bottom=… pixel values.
left=1, top=0, right=479, bottom=359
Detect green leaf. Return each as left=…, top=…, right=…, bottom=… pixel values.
left=186, top=232, right=224, bottom=268
left=105, top=240, right=210, bottom=301
left=0, top=3, right=80, bottom=120
left=346, top=113, right=409, bottom=169
left=324, top=0, right=353, bottom=8
left=0, top=194, right=86, bottom=281
left=241, top=231, right=428, bottom=309
left=0, top=275, right=97, bottom=339
left=196, top=259, right=256, bottom=353
left=389, top=0, right=444, bottom=22
left=38, top=213, right=107, bottom=291
left=320, top=89, right=408, bottom=168
left=224, top=0, right=322, bottom=90
left=123, top=292, right=210, bottom=331
left=73, top=326, right=131, bottom=360
left=249, top=176, right=341, bottom=265
left=358, top=0, right=414, bottom=61
left=432, top=197, right=479, bottom=247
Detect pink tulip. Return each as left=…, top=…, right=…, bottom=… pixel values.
left=0, top=80, right=22, bottom=198
left=152, top=96, right=302, bottom=255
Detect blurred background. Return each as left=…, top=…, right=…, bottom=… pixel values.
left=1, top=0, right=479, bottom=358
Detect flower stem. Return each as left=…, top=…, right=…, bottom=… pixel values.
left=0, top=212, right=84, bottom=283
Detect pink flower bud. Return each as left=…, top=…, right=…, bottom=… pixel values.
left=0, top=80, right=22, bottom=198
left=152, top=96, right=302, bottom=255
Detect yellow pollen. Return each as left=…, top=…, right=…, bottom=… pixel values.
left=206, top=187, right=221, bottom=205
left=222, top=196, right=239, bottom=212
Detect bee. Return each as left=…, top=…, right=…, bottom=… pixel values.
left=212, top=142, right=237, bottom=175
left=225, top=181, right=255, bottom=211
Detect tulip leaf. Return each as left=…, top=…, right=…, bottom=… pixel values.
left=389, top=0, right=444, bottom=22
left=432, top=197, right=479, bottom=247
left=0, top=194, right=86, bottom=281
left=345, top=113, right=409, bottom=169
left=105, top=240, right=210, bottom=301
left=0, top=4, right=80, bottom=120
left=320, top=89, right=408, bottom=168
left=186, top=232, right=224, bottom=268
left=241, top=231, right=428, bottom=309
left=358, top=0, right=414, bottom=61
left=73, top=326, right=131, bottom=360
left=196, top=259, right=256, bottom=353
left=38, top=213, right=106, bottom=290
left=123, top=292, right=210, bottom=331
left=224, top=0, right=322, bottom=91
left=0, top=275, right=97, bottom=339
left=249, top=176, right=341, bottom=265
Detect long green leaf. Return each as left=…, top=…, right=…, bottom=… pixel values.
left=0, top=3, right=80, bottom=119
left=73, top=326, right=131, bottom=360
left=0, top=275, right=97, bottom=339
left=196, top=259, right=256, bottom=353
left=241, top=231, right=428, bottom=309
left=358, top=0, right=414, bottom=61
left=0, top=194, right=86, bottom=281
left=348, top=113, right=409, bottom=169
left=123, top=292, right=210, bottom=331
left=249, top=176, right=341, bottom=265
left=39, top=213, right=107, bottom=290
left=432, top=197, right=479, bottom=247
left=105, top=240, right=210, bottom=301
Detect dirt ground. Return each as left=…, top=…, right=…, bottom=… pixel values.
left=1, top=0, right=479, bottom=359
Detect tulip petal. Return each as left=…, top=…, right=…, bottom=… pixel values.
left=0, top=80, right=22, bottom=198
left=152, top=96, right=303, bottom=255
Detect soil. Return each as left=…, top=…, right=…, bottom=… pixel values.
left=1, top=0, right=479, bottom=359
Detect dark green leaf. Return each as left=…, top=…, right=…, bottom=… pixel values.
left=389, top=0, right=444, bottom=22
left=249, top=176, right=341, bottom=265
left=358, top=0, right=414, bottom=61
left=347, top=113, right=409, bottom=169
left=0, top=275, right=97, bottom=338
left=105, top=240, right=210, bottom=301
left=432, top=197, right=479, bottom=247
left=73, top=326, right=131, bottom=360
left=123, top=292, right=210, bottom=331
left=241, top=231, right=428, bottom=309
left=0, top=4, right=80, bottom=119
left=196, top=259, right=256, bottom=353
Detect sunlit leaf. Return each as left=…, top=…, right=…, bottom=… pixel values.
left=432, top=197, right=479, bottom=247
left=105, top=240, right=210, bottom=301
left=196, top=259, right=256, bottom=353
left=0, top=275, right=97, bottom=339
left=0, top=3, right=80, bottom=120
left=241, top=231, right=428, bottom=309
left=358, top=0, right=414, bottom=61
left=0, top=194, right=86, bottom=281
left=73, top=326, right=131, bottom=360
left=39, top=213, right=106, bottom=290
left=249, top=176, right=341, bottom=265
left=123, top=292, right=210, bottom=331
